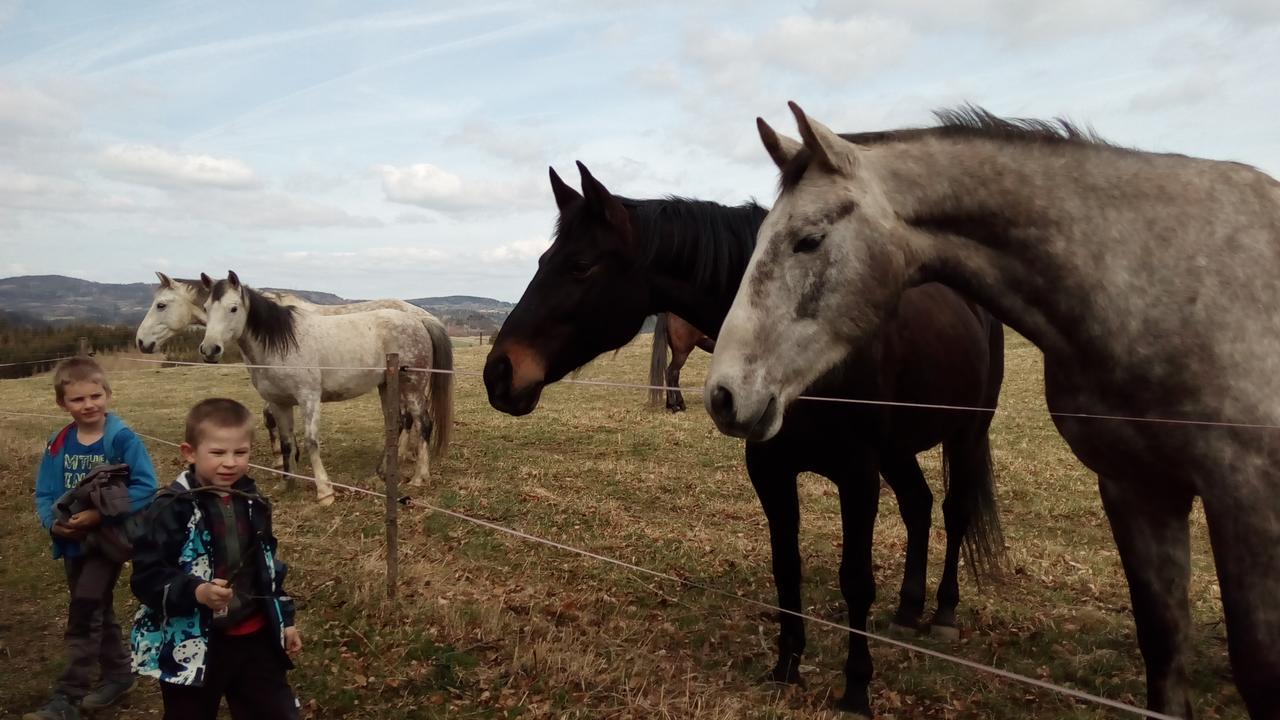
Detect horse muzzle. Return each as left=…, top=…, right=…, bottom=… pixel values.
left=483, top=350, right=545, bottom=416
left=705, top=378, right=782, bottom=442
left=199, top=343, right=223, bottom=364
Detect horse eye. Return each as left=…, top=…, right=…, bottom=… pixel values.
left=230, top=306, right=239, bottom=313
left=156, top=303, right=166, bottom=310
left=569, top=261, right=594, bottom=278
left=793, top=233, right=825, bottom=254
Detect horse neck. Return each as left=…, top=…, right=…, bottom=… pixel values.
left=629, top=200, right=763, bottom=338
left=878, top=139, right=1223, bottom=365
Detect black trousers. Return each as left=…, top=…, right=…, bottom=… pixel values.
left=57, top=555, right=132, bottom=699
left=158, top=629, right=298, bottom=720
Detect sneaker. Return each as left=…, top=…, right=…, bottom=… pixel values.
left=80, top=677, right=137, bottom=711
left=21, top=695, right=80, bottom=720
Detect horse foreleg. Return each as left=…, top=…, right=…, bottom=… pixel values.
left=835, top=458, right=880, bottom=719
left=665, top=347, right=691, bottom=413
left=1202, top=479, right=1280, bottom=720
left=745, top=443, right=805, bottom=685
left=263, top=406, right=285, bottom=470
left=880, top=454, right=932, bottom=633
left=1099, top=474, right=1194, bottom=717
left=268, top=403, right=298, bottom=491
left=299, top=398, right=335, bottom=506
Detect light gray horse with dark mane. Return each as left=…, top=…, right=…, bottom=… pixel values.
left=706, top=103, right=1280, bottom=718
left=199, top=271, right=453, bottom=504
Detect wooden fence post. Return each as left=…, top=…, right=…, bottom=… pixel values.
left=78, top=336, right=89, bottom=357
left=381, top=352, right=401, bottom=599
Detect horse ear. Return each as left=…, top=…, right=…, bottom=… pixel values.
left=789, top=101, right=857, bottom=176
left=549, top=166, right=582, bottom=211
left=227, top=270, right=241, bottom=289
left=200, top=272, right=213, bottom=289
left=757, top=117, right=803, bottom=172
left=576, top=161, right=629, bottom=230
left=155, top=271, right=173, bottom=288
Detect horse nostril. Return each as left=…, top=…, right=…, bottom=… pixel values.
left=496, top=356, right=512, bottom=386
left=484, top=354, right=514, bottom=396
left=709, top=384, right=735, bottom=419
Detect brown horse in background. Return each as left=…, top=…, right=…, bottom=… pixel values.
left=648, top=312, right=715, bottom=411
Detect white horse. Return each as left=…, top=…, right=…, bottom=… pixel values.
left=135, top=271, right=440, bottom=474
left=197, top=271, right=454, bottom=504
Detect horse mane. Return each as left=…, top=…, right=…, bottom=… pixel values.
left=618, top=196, right=768, bottom=298
left=172, top=277, right=210, bottom=306
left=210, top=280, right=299, bottom=355
left=780, top=104, right=1111, bottom=191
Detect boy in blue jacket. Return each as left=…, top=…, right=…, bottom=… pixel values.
left=28, top=357, right=157, bottom=720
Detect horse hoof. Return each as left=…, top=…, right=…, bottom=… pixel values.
left=317, top=494, right=336, bottom=507
left=887, top=621, right=920, bottom=638
left=835, top=695, right=872, bottom=718
left=761, top=666, right=805, bottom=687
left=929, top=623, right=960, bottom=642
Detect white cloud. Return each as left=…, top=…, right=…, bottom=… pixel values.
left=377, top=162, right=540, bottom=215
left=480, top=236, right=551, bottom=262
left=811, top=0, right=1277, bottom=40
left=177, top=191, right=383, bottom=229
left=447, top=118, right=556, bottom=165
left=683, top=13, right=914, bottom=89
left=0, top=80, right=81, bottom=142
left=394, top=211, right=437, bottom=225
left=0, top=169, right=81, bottom=197
left=100, top=144, right=259, bottom=190
left=1128, top=71, right=1223, bottom=112
left=759, top=15, right=915, bottom=86
left=0, top=168, right=148, bottom=213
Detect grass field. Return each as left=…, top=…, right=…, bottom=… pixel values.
left=0, top=336, right=1244, bottom=719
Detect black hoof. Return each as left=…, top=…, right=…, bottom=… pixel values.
left=763, top=662, right=805, bottom=687
left=835, top=693, right=873, bottom=717
left=891, top=608, right=922, bottom=632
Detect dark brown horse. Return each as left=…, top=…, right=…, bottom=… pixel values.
left=648, top=312, right=715, bottom=412
left=483, top=163, right=1006, bottom=716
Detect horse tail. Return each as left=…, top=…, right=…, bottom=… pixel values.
left=423, top=317, right=455, bottom=460
left=944, top=433, right=1005, bottom=585
left=945, top=311, right=1007, bottom=584
left=649, top=313, right=669, bottom=406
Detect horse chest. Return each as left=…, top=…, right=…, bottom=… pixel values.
left=1043, top=361, right=1196, bottom=486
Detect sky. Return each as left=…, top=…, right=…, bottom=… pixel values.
left=1, top=0, right=1277, bottom=302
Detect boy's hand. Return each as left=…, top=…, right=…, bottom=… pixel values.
left=195, top=579, right=234, bottom=611
left=68, top=509, right=103, bottom=529
left=51, top=522, right=87, bottom=541
left=284, top=627, right=303, bottom=655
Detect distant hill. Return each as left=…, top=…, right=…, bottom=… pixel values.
left=0, top=275, right=514, bottom=334
left=0, top=275, right=155, bottom=326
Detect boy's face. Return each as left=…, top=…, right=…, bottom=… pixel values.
left=181, top=423, right=253, bottom=489
left=58, top=380, right=111, bottom=428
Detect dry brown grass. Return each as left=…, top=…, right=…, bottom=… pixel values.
left=0, top=335, right=1246, bottom=719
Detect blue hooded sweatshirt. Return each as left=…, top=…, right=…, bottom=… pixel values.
left=34, top=413, right=158, bottom=559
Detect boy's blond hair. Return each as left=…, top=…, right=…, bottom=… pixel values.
left=53, top=357, right=111, bottom=403
left=184, top=398, right=255, bottom=446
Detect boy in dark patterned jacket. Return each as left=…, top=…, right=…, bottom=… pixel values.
left=130, top=398, right=302, bottom=719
